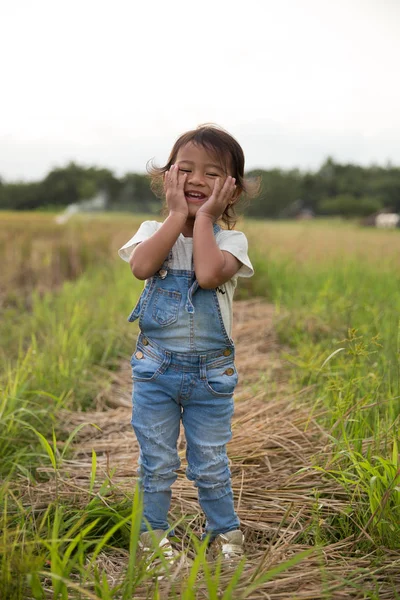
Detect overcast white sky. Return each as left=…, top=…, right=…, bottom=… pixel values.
left=1, top=0, right=399, bottom=181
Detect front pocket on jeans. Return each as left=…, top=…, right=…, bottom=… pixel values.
left=152, top=288, right=181, bottom=327
left=130, top=351, right=163, bottom=382
left=204, top=363, right=238, bottom=397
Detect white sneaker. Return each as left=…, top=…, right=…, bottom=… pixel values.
left=207, top=530, right=245, bottom=567
left=139, top=530, right=189, bottom=578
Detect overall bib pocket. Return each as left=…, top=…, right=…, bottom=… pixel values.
left=130, top=349, right=165, bottom=382
left=203, top=360, right=238, bottom=397
left=152, top=288, right=181, bottom=327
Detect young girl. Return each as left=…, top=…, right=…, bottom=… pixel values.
left=118, top=124, right=254, bottom=565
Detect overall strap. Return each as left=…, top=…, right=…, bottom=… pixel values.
left=186, top=280, right=199, bottom=314
left=213, top=223, right=221, bottom=234
left=157, top=250, right=172, bottom=279
left=185, top=222, right=221, bottom=313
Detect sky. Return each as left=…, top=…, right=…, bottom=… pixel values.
left=1, top=0, right=399, bottom=181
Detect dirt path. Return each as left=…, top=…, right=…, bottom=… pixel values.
left=32, top=300, right=399, bottom=598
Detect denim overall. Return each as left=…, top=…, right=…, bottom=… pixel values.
left=128, top=224, right=240, bottom=537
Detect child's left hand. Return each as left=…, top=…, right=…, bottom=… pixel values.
left=196, top=176, right=236, bottom=222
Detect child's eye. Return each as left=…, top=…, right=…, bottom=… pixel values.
left=206, top=172, right=219, bottom=177
left=179, top=168, right=191, bottom=173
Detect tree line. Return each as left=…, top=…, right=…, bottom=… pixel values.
left=1, top=158, right=399, bottom=218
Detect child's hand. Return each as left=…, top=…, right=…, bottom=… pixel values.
left=164, top=164, right=188, bottom=218
left=196, top=176, right=236, bottom=222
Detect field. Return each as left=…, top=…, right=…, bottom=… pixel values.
left=1, top=212, right=400, bottom=599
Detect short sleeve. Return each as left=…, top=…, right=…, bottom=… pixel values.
left=216, top=230, right=254, bottom=277
left=118, top=221, right=161, bottom=262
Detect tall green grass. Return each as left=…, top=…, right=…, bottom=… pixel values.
left=245, top=232, right=400, bottom=549
left=0, top=261, right=141, bottom=477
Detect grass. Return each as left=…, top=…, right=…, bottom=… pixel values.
left=0, top=262, right=144, bottom=479
left=1, top=213, right=399, bottom=597
left=242, top=220, right=400, bottom=549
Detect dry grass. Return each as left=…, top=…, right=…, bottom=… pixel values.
left=19, top=300, right=400, bottom=598
left=4, top=214, right=400, bottom=312
left=244, top=219, right=400, bottom=266
left=3, top=214, right=400, bottom=312
left=0, top=212, right=142, bottom=309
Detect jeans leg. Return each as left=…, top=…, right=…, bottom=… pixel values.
left=182, top=391, right=239, bottom=537
left=132, top=377, right=181, bottom=532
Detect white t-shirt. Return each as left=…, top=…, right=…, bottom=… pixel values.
left=118, top=220, right=254, bottom=337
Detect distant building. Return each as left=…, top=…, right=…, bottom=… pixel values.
left=279, top=199, right=314, bottom=220
left=55, top=191, right=108, bottom=224
left=295, top=208, right=314, bottom=220
left=360, top=210, right=400, bottom=229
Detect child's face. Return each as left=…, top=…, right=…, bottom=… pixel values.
left=174, top=142, right=232, bottom=219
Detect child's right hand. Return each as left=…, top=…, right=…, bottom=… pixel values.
left=164, top=165, right=188, bottom=218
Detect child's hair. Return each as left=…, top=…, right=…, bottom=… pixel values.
left=148, top=123, right=258, bottom=229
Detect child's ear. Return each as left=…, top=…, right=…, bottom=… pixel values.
left=230, top=186, right=240, bottom=204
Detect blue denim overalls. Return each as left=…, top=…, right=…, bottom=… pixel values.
left=128, top=224, right=240, bottom=537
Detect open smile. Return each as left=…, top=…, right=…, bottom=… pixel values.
left=185, top=191, right=207, bottom=203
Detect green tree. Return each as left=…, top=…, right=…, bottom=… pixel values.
left=117, top=173, right=159, bottom=213
left=247, top=168, right=303, bottom=218
left=318, top=194, right=382, bottom=217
